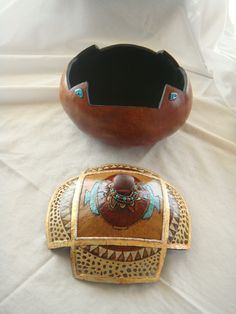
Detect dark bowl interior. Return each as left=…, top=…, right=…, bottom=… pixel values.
left=67, top=44, right=186, bottom=108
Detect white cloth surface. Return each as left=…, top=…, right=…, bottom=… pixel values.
left=0, top=1, right=236, bottom=314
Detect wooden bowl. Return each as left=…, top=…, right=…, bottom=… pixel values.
left=60, top=44, right=192, bottom=146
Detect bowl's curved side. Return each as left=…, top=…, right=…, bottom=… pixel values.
left=59, top=72, right=192, bottom=146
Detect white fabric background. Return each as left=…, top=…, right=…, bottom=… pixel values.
left=0, top=1, right=236, bottom=314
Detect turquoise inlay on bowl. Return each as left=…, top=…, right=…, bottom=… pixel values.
left=74, top=88, right=84, bottom=98
left=168, top=92, right=177, bottom=101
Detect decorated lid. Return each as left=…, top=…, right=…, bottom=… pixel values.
left=46, top=164, right=191, bottom=283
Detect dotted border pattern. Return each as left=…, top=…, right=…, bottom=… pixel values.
left=73, top=246, right=162, bottom=284
left=46, top=177, right=78, bottom=249
left=166, top=183, right=191, bottom=249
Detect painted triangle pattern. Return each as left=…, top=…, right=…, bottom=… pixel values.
left=83, top=245, right=161, bottom=261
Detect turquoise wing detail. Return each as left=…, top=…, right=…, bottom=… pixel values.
left=84, top=181, right=101, bottom=215
left=142, top=184, right=160, bottom=219
left=84, top=191, right=91, bottom=205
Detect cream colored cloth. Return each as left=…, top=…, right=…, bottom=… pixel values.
left=0, top=1, right=236, bottom=314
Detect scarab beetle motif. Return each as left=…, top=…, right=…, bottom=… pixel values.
left=85, top=174, right=161, bottom=228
